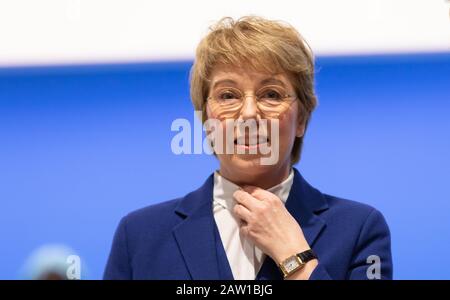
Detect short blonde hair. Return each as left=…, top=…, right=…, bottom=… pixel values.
left=190, top=16, right=317, bottom=164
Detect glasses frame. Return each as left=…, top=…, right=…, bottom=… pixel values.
left=206, top=85, right=297, bottom=106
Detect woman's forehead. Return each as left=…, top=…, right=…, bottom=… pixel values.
left=209, top=66, right=292, bottom=87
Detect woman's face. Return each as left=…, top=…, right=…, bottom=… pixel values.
left=205, top=65, right=305, bottom=182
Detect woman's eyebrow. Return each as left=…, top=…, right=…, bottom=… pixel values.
left=259, top=78, right=286, bottom=87
left=212, top=79, right=238, bottom=89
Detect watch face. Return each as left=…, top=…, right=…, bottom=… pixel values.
left=284, top=256, right=301, bottom=273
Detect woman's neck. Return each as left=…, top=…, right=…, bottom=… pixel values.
left=218, top=162, right=292, bottom=190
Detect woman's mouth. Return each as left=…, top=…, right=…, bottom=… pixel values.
left=234, top=136, right=270, bottom=151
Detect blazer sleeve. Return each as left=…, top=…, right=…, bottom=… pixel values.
left=103, top=216, right=132, bottom=280
left=310, top=208, right=393, bottom=280
left=346, top=208, right=393, bottom=279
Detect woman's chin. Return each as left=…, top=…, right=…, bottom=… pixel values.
left=228, top=153, right=275, bottom=171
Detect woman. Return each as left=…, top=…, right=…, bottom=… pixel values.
left=104, top=16, right=392, bottom=280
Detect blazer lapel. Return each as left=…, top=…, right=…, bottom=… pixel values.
left=257, top=168, right=329, bottom=280
left=172, top=175, right=223, bottom=279
left=286, top=169, right=328, bottom=247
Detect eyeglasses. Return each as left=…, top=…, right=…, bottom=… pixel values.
left=206, top=85, right=297, bottom=119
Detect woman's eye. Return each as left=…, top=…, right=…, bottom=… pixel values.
left=219, top=91, right=239, bottom=100
left=261, top=89, right=282, bottom=100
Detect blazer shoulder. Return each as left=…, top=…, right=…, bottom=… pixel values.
left=322, top=193, right=387, bottom=223
left=319, top=194, right=391, bottom=253
left=122, top=197, right=183, bottom=232
left=312, top=194, right=392, bottom=280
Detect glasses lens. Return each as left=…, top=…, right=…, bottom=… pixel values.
left=212, top=87, right=242, bottom=106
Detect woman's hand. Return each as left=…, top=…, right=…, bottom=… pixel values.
left=233, top=186, right=318, bottom=279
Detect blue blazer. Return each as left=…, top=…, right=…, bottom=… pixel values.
left=104, top=168, right=393, bottom=280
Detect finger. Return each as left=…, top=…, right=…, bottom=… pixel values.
left=233, top=203, right=252, bottom=222
left=233, top=189, right=259, bottom=211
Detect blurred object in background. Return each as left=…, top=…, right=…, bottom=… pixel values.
left=19, top=244, right=85, bottom=280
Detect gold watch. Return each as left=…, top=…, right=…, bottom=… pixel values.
left=278, top=249, right=317, bottom=278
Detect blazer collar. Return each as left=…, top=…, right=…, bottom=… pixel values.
left=172, top=168, right=329, bottom=280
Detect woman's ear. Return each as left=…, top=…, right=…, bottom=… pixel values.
left=296, top=112, right=306, bottom=138
left=296, top=122, right=305, bottom=138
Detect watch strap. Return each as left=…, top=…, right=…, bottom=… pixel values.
left=296, top=249, right=317, bottom=264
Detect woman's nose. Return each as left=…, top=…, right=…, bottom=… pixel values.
left=240, top=95, right=259, bottom=120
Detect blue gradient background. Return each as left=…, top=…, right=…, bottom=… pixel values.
left=0, top=53, right=449, bottom=279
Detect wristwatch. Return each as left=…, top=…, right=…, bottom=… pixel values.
left=278, top=249, right=318, bottom=278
